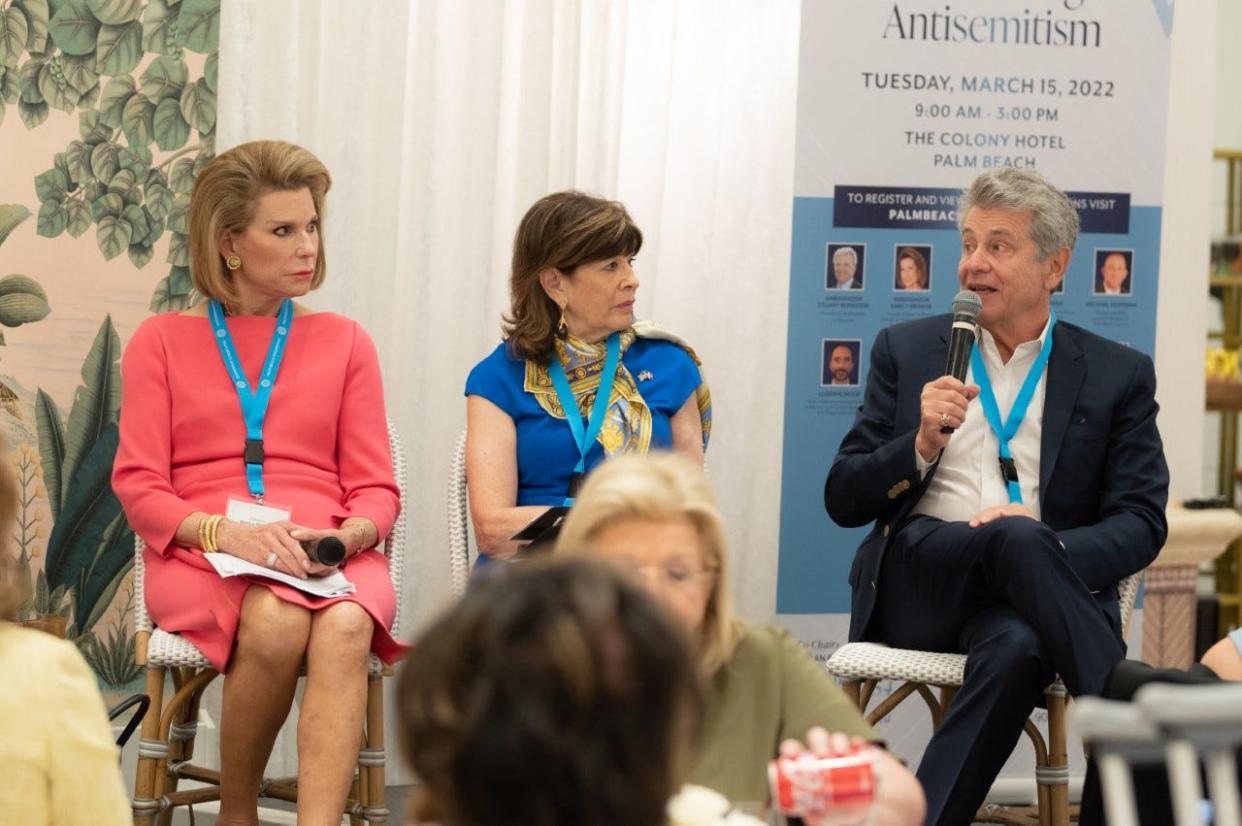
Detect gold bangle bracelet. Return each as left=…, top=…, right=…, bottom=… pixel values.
left=200, top=514, right=222, bottom=553
left=208, top=515, right=222, bottom=552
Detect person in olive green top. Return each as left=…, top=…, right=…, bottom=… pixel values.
left=556, top=454, right=925, bottom=824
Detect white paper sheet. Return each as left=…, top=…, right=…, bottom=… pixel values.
left=204, top=553, right=355, bottom=598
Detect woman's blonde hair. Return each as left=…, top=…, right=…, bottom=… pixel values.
left=502, top=191, right=642, bottom=362
left=0, top=449, right=27, bottom=620
left=555, top=453, right=742, bottom=673
left=188, top=140, right=332, bottom=307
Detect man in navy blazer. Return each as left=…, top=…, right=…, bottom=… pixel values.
left=825, top=169, right=1168, bottom=826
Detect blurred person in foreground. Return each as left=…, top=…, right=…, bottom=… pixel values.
left=112, top=140, right=403, bottom=824
left=465, top=191, right=711, bottom=561
left=555, top=453, right=925, bottom=824
left=0, top=451, right=131, bottom=824
left=1077, top=632, right=1242, bottom=826
left=399, top=556, right=770, bottom=826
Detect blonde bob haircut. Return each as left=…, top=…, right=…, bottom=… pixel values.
left=502, top=190, right=643, bottom=363
left=555, top=453, right=742, bottom=674
left=188, top=140, right=332, bottom=307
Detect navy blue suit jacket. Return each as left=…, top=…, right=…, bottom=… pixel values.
left=824, top=314, right=1169, bottom=642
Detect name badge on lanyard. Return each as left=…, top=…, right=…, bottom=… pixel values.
left=208, top=299, right=294, bottom=501
left=970, top=313, right=1055, bottom=505
left=548, top=332, right=621, bottom=505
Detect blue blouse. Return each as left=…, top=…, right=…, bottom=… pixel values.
left=465, top=337, right=702, bottom=506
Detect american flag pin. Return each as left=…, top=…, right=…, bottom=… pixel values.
left=638, top=370, right=653, bottom=381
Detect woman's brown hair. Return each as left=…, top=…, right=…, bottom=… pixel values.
left=503, top=191, right=642, bottom=362
left=898, top=246, right=929, bottom=288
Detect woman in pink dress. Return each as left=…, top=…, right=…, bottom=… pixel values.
left=112, top=140, right=403, bottom=826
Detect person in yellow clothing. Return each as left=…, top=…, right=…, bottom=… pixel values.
left=0, top=461, right=132, bottom=824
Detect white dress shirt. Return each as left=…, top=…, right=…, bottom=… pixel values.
left=913, top=317, right=1052, bottom=522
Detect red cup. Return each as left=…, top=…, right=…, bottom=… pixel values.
left=769, top=744, right=877, bottom=824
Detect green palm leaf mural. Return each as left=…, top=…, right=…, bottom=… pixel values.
left=36, top=317, right=132, bottom=640
left=8, top=0, right=219, bottom=687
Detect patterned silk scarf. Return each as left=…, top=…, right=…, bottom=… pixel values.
left=524, top=324, right=713, bottom=459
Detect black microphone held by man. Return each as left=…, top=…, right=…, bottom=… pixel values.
left=940, top=289, right=982, bottom=434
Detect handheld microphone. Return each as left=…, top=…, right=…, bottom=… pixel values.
left=941, top=290, right=982, bottom=433
left=301, top=536, right=347, bottom=567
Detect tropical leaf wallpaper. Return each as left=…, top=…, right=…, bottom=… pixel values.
left=0, top=0, right=219, bottom=694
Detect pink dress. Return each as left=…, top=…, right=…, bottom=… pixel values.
left=112, top=311, right=406, bottom=671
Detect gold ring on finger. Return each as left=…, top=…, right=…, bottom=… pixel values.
left=938, top=412, right=951, bottom=429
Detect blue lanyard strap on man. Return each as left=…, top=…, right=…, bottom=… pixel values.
left=969, top=312, right=1056, bottom=504
left=548, top=332, right=621, bottom=506
left=207, top=298, right=295, bottom=500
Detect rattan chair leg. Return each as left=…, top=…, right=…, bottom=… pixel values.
left=132, top=666, right=168, bottom=826
left=859, top=678, right=878, bottom=711
left=353, top=727, right=370, bottom=820
left=173, top=673, right=209, bottom=768
left=363, top=672, right=387, bottom=823
left=349, top=773, right=364, bottom=826
left=1046, top=685, right=1070, bottom=826
left=939, top=685, right=957, bottom=716
left=156, top=670, right=206, bottom=826
left=914, top=684, right=945, bottom=728
left=866, top=681, right=925, bottom=725
left=151, top=668, right=218, bottom=810
left=843, top=679, right=862, bottom=710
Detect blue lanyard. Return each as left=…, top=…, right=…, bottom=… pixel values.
left=969, top=314, right=1055, bottom=504
left=548, top=332, right=621, bottom=504
left=208, top=299, right=294, bottom=500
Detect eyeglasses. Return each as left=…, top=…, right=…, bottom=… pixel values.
left=609, top=558, right=718, bottom=591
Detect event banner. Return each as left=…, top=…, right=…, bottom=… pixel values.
left=778, top=1, right=1173, bottom=619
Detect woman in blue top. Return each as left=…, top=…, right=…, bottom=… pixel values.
left=466, top=191, right=711, bottom=559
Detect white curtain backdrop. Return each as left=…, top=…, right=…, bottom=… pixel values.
left=206, top=0, right=801, bottom=783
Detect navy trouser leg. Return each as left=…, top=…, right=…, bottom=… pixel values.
left=873, top=516, right=1127, bottom=825
left=917, top=605, right=1053, bottom=826
left=874, top=515, right=1123, bottom=696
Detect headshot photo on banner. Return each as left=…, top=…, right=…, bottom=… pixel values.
left=777, top=0, right=1172, bottom=788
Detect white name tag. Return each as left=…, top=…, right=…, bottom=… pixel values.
left=225, top=497, right=292, bottom=526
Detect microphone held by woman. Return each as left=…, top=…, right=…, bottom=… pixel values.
left=301, top=535, right=347, bottom=567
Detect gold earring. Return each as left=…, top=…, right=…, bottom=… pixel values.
left=557, top=307, right=568, bottom=338
left=225, top=255, right=242, bottom=271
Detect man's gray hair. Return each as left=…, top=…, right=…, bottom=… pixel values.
left=832, top=245, right=858, bottom=265
left=958, top=168, right=1079, bottom=259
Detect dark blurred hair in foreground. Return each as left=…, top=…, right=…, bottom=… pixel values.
left=398, top=556, right=703, bottom=826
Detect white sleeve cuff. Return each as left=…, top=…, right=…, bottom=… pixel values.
left=915, top=446, right=935, bottom=479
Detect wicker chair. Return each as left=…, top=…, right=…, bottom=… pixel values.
left=130, top=420, right=409, bottom=826
left=447, top=428, right=475, bottom=598
left=828, top=572, right=1143, bottom=826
